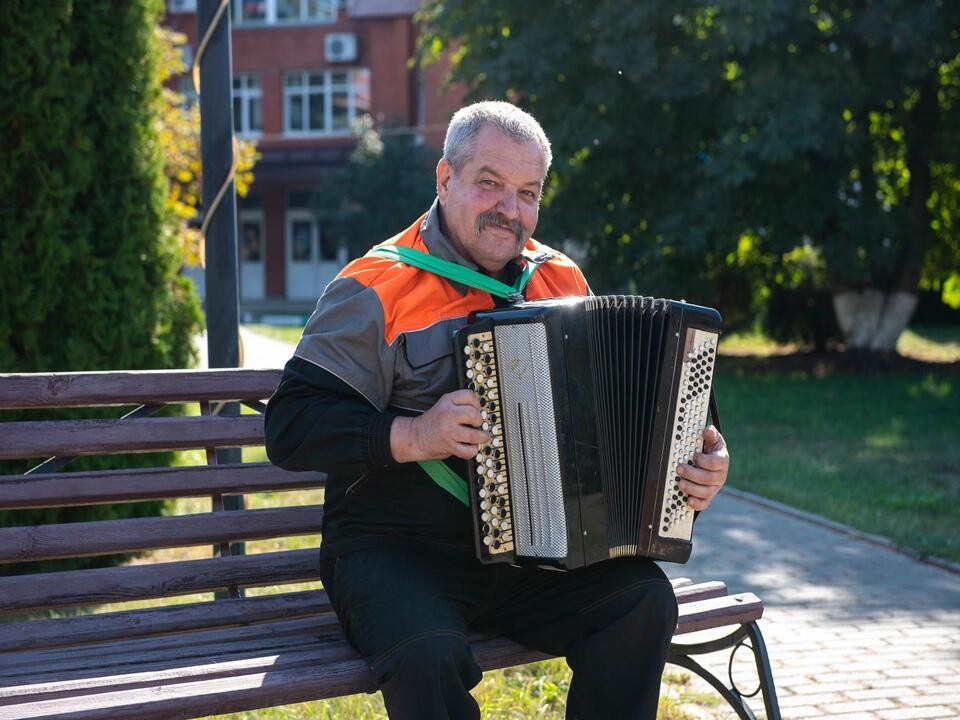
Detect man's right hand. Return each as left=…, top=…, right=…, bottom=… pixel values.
left=390, top=390, right=490, bottom=463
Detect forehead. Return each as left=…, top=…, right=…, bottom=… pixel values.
left=464, top=126, right=545, bottom=183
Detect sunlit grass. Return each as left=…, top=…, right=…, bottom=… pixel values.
left=201, top=664, right=712, bottom=720
left=718, top=323, right=960, bottom=363
left=717, top=329, right=801, bottom=357
left=716, top=366, right=958, bottom=561
left=246, top=324, right=305, bottom=345
left=897, top=324, right=960, bottom=362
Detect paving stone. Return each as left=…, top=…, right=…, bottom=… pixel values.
left=876, top=707, right=956, bottom=719
left=784, top=706, right=825, bottom=718
left=829, top=698, right=899, bottom=714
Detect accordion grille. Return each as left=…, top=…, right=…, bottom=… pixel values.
left=495, top=324, right=568, bottom=560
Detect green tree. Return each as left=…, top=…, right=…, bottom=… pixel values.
left=157, top=26, right=258, bottom=270
left=1, top=0, right=202, bottom=373
left=0, top=0, right=204, bottom=571
left=420, top=0, right=960, bottom=351
left=314, top=117, right=441, bottom=257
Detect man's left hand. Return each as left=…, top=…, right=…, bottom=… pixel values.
left=675, top=425, right=728, bottom=512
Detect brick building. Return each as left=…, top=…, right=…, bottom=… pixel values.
left=164, top=0, right=463, bottom=320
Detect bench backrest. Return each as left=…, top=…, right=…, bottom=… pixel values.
left=0, top=369, right=325, bottom=648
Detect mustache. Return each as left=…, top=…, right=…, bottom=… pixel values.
left=476, top=211, right=524, bottom=243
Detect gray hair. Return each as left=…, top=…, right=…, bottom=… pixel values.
left=443, top=101, right=552, bottom=178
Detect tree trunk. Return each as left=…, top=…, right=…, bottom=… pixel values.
left=833, top=289, right=918, bottom=352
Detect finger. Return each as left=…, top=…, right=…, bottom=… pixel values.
left=691, top=450, right=728, bottom=472
left=451, top=442, right=479, bottom=460
left=448, top=389, right=481, bottom=408
left=676, top=463, right=724, bottom=487
left=454, top=405, right=484, bottom=427
left=677, top=477, right=721, bottom=501
left=454, top=427, right=491, bottom=446
left=701, top=425, right=725, bottom=453
left=686, top=494, right=712, bottom=511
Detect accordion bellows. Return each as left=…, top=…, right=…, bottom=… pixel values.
left=455, top=295, right=722, bottom=568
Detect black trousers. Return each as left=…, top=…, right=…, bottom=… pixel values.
left=319, top=543, right=678, bottom=720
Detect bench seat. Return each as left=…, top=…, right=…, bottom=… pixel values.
left=0, top=581, right=762, bottom=720
left=0, top=369, right=779, bottom=720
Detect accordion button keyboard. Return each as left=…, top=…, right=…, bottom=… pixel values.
left=658, top=330, right=720, bottom=540
left=464, top=329, right=515, bottom=557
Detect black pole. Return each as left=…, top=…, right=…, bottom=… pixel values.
left=197, top=0, right=240, bottom=368
left=197, top=1, right=244, bottom=575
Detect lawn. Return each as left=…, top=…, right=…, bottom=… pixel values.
left=715, top=365, right=958, bottom=562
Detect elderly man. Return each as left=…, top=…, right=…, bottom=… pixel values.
left=265, top=101, right=729, bottom=720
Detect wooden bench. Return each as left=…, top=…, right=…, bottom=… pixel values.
left=0, top=369, right=781, bottom=719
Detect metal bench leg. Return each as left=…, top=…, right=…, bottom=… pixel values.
left=746, top=621, right=781, bottom=720
left=667, top=622, right=781, bottom=720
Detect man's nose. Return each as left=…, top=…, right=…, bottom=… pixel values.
left=497, top=191, right=519, bottom=219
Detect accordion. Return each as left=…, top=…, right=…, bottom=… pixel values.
left=455, top=295, right=722, bottom=568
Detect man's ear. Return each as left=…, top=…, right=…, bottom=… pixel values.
left=436, top=158, right=452, bottom=203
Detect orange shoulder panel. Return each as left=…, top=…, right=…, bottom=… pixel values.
left=335, top=213, right=496, bottom=345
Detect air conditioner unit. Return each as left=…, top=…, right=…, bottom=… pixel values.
left=167, top=0, right=197, bottom=13
left=325, top=33, right=358, bottom=63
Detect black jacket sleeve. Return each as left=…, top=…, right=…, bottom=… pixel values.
left=264, top=356, right=400, bottom=475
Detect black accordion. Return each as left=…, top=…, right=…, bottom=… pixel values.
left=455, top=295, right=722, bottom=568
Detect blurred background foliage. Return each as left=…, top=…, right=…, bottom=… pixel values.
left=0, top=1, right=257, bottom=571
left=312, top=116, right=441, bottom=258
left=418, top=0, right=960, bottom=350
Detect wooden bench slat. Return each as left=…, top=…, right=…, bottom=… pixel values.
left=672, top=592, right=764, bottom=635
left=0, top=617, right=335, bottom=676
left=0, top=643, right=356, bottom=705
left=0, top=369, right=282, bottom=410
left=0, top=656, right=375, bottom=720
left=0, top=464, right=325, bottom=510
left=672, top=580, right=727, bottom=604
left=0, top=586, right=750, bottom=678
left=0, top=583, right=752, bottom=677
left=0, top=505, right=323, bottom=563
left=0, top=636, right=339, bottom=698
left=0, top=549, right=320, bottom=613
left=0, top=415, right=266, bottom=460
left=0, top=635, right=546, bottom=720
left=0, top=590, right=328, bottom=653
left=0, top=580, right=727, bottom=656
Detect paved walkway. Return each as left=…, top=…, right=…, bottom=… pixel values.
left=234, top=327, right=960, bottom=720
left=668, top=492, right=960, bottom=719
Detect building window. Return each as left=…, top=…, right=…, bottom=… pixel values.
left=283, top=69, right=371, bottom=136
left=232, top=74, right=262, bottom=137
left=232, top=0, right=336, bottom=26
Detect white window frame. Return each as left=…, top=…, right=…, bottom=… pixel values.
left=282, top=69, right=369, bottom=138
left=232, top=0, right=336, bottom=27
left=232, top=74, right=262, bottom=138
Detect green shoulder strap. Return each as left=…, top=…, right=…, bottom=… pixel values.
left=368, top=244, right=547, bottom=302
left=368, top=243, right=549, bottom=507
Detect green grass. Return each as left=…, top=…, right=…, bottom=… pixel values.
left=246, top=324, right=304, bottom=345
left=897, top=324, right=960, bottom=362
left=201, top=663, right=708, bottom=719
left=716, top=366, right=958, bottom=561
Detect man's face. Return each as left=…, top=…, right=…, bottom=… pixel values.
left=436, top=125, right=544, bottom=276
